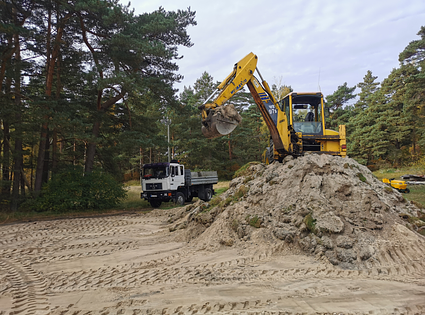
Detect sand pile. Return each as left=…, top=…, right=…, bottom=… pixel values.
left=170, top=154, right=424, bottom=269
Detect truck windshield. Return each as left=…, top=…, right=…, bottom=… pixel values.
left=143, top=166, right=168, bottom=179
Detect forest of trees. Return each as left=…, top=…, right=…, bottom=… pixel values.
left=327, top=27, right=425, bottom=167
left=1, top=0, right=424, bottom=212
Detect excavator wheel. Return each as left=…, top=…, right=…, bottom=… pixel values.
left=202, top=104, right=242, bottom=139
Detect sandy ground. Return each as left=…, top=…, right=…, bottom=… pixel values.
left=1, top=201, right=425, bottom=315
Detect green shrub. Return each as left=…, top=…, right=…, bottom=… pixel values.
left=35, top=167, right=127, bottom=212
left=243, top=176, right=253, bottom=184
left=209, top=195, right=222, bottom=207
left=304, top=213, right=316, bottom=233
left=357, top=173, right=367, bottom=183
left=234, top=185, right=249, bottom=200
left=246, top=215, right=261, bottom=228
left=231, top=219, right=239, bottom=232
left=223, top=196, right=233, bottom=206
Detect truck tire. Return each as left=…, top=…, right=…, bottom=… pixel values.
left=202, top=187, right=212, bottom=202
left=174, top=192, right=185, bottom=206
left=149, top=200, right=162, bottom=208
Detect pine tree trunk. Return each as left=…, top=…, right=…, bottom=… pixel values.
left=11, top=136, right=22, bottom=211
left=84, top=120, right=101, bottom=174
left=34, top=126, right=49, bottom=193
left=52, top=128, right=58, bottom=171
left=1, top=121, right=11, bottom=197
left=42, top=134, right=50, bottom=184
left=140, top=147, right=144, bottom=172
left=34, top=9, right=69, bottom=192
left=11, top=32, right=23, bottom=212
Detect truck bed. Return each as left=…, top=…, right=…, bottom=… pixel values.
left=189, top=171, right=218, bottom=186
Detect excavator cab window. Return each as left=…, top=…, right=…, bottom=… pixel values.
left=291, top=95, right=323, bottom=135
left=279, top=98, right=290, bottom=116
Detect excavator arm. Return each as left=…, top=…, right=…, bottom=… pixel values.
left=199, top=52, right=286, bottom=155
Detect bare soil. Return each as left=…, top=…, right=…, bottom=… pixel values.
left=1, top=155, right=425, bottom=315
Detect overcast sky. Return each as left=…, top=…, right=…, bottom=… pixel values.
left=127, top=0, right=425, bottom=99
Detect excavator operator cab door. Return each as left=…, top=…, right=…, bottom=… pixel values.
left=287, top=93, right=324, bottom=136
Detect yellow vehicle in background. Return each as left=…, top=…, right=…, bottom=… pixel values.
left=383, top=178, right=410, bottom=193
left=198, top=52, right=347, bottom=162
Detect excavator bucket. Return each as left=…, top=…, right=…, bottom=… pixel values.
left=201, top=104, right=242, bottom=139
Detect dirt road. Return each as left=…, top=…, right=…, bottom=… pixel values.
left=1, top=206, right=425, bottom=315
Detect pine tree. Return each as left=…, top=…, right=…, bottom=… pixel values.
left=399, top=26, right=425, bottom=157
left=373, top=67, right=413, bottom=165
left=0, top=0, right=33, bottom=209
left=348, top=71, right=380, bottom=164
left=325, top=82, right=356, bottom=130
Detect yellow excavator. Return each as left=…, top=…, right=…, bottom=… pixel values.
left=198, top=52, right=347, bottom=162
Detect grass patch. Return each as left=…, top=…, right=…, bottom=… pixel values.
left=357, top=173, right=367, bottom=183
left=214, top=181, right=230, bottom=196
left=304, top=213, right=316, bottom=233
left=231, top=219, right=239, bottom=232
left=373, top=165, right=425, bottom=181
left=117, top=186, right=150, bottom=210
left=404, top=185, right=425, bottom=208
left=243, top=176, right=253, bottom=184
left=384, top=186, right=393, bottom=193
left=246, top=215, right=261, bottom=228
left=233, top=161, right=261, bottom=179
left=215, top=186, right=229, bottom=195
left=124, top=179, right=140, bottom=186
left=234, top=185, right=249, bottom=200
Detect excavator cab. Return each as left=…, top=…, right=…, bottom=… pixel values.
left=278, top=92, right=346, bottom=155
left=282, top=92, right=324, bottom=136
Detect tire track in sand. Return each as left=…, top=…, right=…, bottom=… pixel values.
left=0, top=258, right=50, bottom=314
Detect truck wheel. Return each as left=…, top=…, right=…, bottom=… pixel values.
left=149, top=200, right=162, bottom=208
left=203, top=188, right=212, bottom=202
left=174, top=192, right=185, bottom=206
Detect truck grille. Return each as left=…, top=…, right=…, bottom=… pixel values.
left=146, top=183, right=162, bottom=190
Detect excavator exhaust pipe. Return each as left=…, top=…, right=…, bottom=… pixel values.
left=201, top=104, right=242, bottom=139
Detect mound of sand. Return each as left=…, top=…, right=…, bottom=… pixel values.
left=170, top=154, right=424, bottom=269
